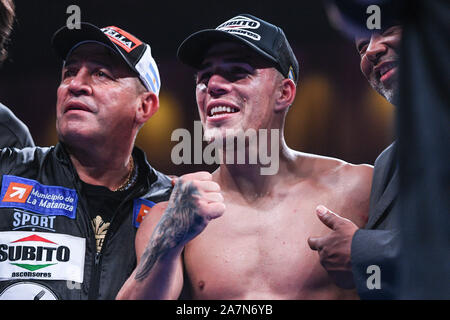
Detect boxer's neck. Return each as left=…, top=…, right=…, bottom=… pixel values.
left=215, top=142, right=295, bottom=200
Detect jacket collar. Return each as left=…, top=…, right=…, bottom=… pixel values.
left=54, top=142, right=160, bottom=196
left=366, top=142, right=399, bottom=229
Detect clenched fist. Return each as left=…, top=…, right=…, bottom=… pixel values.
left=133, top=171, right=225, bottom=282
left=168, top=171, right=226, bottom=245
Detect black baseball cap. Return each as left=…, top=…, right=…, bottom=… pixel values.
left=177, top=14, right=299, bottom=84
left=324, top=1, right=403, bottom=38
left=52, top=23, right=161, bottom=95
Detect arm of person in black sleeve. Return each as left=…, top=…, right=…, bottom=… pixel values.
left=0, top=103, right=35, bottom=149
left=351, top=229, right=400, bottom=299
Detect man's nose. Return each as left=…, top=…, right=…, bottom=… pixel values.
left=207, top=73, right=231, bottom=98
left=68, top=68, right=92, bottom=96
left=365, top=34, right=387, bottom=64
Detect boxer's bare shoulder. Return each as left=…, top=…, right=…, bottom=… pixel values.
left=291, top=151, right=373, bottom=227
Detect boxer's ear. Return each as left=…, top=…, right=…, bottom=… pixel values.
left=274, top=77, right=296, bottom=113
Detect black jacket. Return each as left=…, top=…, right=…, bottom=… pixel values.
left=0, top=143, right=172, bottom=299
left=0, top=103, right=35, bottom=149
left=351, top=143, right=400, bottom=299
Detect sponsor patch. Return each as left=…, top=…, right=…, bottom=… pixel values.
left=0, top=175, right=77, bottom=219
left=12, top=209, right=57, bottom=232
left=0, top=282, right=58, bottom=300
left=101, top=26, right=142, bottom=53
left=133, top=198, right=155, bottom=228
left=216, top=15, right=261, bottom=41
left=0, top=231, right=85, bottom=283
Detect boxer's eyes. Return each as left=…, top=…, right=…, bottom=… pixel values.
left=196, top=71, right=212, bottom=84
left=196, top=65, right=253, bottom=85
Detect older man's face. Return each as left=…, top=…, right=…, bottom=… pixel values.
left=355, top=25, right=402, bottom=104
left=56, top=43, right=143, bottom=146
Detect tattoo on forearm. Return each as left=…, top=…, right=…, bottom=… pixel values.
left=134, top=180, right=202, bottom=281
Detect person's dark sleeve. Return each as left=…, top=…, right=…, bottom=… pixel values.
left=17, top=126, right=35, bottom=149
left=351, top=229, right=400, bottom=299
left=0, top=124, right=34, bottom=149
left=0, top=104, right=35, bottom=149
left=396, top=0, right=450, bottom=299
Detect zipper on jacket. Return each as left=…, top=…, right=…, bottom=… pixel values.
left=63, top=147, right=154, bottom=299
left=86, top=187, right=143, bottom=299
left=88, top=252, right=102, bottom=300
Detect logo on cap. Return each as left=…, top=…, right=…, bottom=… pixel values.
left=216, top=15, right=261, bottom=41
left=101, top=26, right=142, bottom=53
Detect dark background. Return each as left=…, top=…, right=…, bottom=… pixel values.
left=0, top=0, right=394, bottom=176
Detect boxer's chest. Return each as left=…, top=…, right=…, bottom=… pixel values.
left=184, top=187, right=341, bottom=298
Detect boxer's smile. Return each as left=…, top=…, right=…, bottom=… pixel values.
left=206, top=101, right=241, bottom=122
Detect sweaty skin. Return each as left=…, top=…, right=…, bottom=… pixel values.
left=184, top=156, right=371, bottom=299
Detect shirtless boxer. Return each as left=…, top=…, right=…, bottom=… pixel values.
left=117, top=14, right=372, bottom=300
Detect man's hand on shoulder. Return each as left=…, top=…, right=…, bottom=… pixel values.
left=308, top=205, right=358, bottom=289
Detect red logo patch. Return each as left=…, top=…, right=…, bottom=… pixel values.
left=136, top=204, right=152, bottom=225
left=11, top=234, right=58, bottom=245
left=102, top=26, right=142, bottom=53
left=2, top=182, right=33, bottom=204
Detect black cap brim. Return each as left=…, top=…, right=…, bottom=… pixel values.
left=51, top=22, right=142, bottom=83
left=177, top=29, right=278, bottom=69
left=51, top=23, right=119, bottom=61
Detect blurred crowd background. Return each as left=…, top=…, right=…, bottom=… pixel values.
left=0, top=0, right=394, bottom=176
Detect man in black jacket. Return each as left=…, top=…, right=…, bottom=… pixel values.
left=311, top=0, right=450, bottom=299
left=0, top=0, right=34, bottom=148
left=308, top=18, right=402, bottom=298
left=0, top=23, right=173, bottom=299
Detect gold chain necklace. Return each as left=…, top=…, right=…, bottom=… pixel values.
left=112, top=156, right=136, bottom=192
